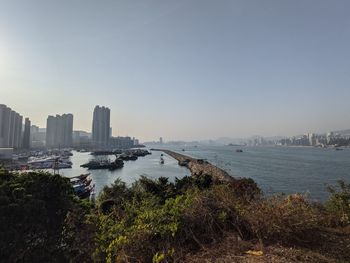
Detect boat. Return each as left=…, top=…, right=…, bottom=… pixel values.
left=28, top=156, right=72, bottom=169
left=52, top=162, right=72, bottom=169
left=236, top=149, right=243, bottom=153
left=228, top=143, right=241, bottom=147
left=117, top=154, right=138, bottom=161
left=73, top=184, right=94, bottom=199
left=108, top=159, right=125, bottom=171
left=335, top=148, right=344, bottom=151
left=69, top=173, right=90, bottom=180
left=81, top=159, right=124, bottom=171
left=70, top=175, right=92, bottom=187
left=64, top=174, right=94, bottom=199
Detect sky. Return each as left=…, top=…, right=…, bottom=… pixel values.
left=1, top=0, right=350, bottom=141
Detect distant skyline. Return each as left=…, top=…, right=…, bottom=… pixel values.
left=1, top=0, right=350, bottom=141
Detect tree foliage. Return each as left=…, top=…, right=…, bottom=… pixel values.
left=326, top=180, right=350, bottom=225
left=0, top=169, right=79, bottom=262
left=1, top=168, right=349, bottom=262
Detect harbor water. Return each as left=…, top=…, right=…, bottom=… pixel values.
left=60, top=145, right=350, bottom=201
left=162, top=145, right=350, bottom=201
left=60, top=150, right=190, bottom=195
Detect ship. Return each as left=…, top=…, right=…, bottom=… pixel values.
left=27, top=156, right=72, bottom=169
left=81, top=159, right=124, bottom=171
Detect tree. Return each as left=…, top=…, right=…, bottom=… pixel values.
left=0, top=170, right=77, bottom=262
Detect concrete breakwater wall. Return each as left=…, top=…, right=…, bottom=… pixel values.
left=152, top=149, right=235, bottom=182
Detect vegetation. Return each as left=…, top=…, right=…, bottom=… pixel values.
left=0, top=168, right=349, bottom=262
left=0, top=168, right=81, bottom=262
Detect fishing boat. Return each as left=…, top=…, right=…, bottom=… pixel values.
left=73, top=184, right=94, bottom=199
left=69, top=173, right=90, bottom=180
left=70, top=175, right=92, bottom=187
left=28, top=156, right=72, bottom=169
left=81, top=159, right=124, bottom=171
left=68, top=174, right=94, bottom=199
left=335, top=147, right=344, bottom=151
left=117, top=153, right=138, bottom=161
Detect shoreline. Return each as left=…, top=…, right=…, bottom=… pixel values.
left=152, top=149, right=235, bottom=182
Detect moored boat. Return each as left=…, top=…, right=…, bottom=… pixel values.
left=81, top=159, right=124, bottom=171
left=28, top=156, right=72, bottom=169
left=67, top=174, right=94, bottom=199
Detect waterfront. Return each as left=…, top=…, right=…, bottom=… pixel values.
left=60, top=145, right=350, bottom=201
left=160, top=145, right=350, bottom=201
left=60, top=150, right=190, bottom=195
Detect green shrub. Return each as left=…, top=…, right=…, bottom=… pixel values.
left=0, top=170, right=79, bottom=262
left=93, top=176, right=259, bottom=262
left=326, top=180, right=350, bottom=226
left=2, top=169, right=346, bottom=262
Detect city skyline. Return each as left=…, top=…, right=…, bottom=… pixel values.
left=1, top=102, right=350, bottom=144
left=1, top=0, right=350, bottom=141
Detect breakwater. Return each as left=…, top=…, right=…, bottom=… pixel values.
left=152, top=149, right=235, bottom=182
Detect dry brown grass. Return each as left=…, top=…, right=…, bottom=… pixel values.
left=184, top=228, right=350, bottom=263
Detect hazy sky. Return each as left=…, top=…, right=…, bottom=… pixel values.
left=1, top=0, right=350, bottom=141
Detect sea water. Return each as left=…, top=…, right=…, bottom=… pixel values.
left=61, top=145, right=350, bottom=201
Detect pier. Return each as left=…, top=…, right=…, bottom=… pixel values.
left=152, top=149, right=235, bottom=182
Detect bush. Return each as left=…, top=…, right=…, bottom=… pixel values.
left=92, top=176, right=260, bottom=262
left=0, top=170, right=79, bottom=262
left=61, top=201, right=96, bottom=262
left=2, top=169, right=348, bottom=262
left=243, top=194, right=324, bottom=245
left=326, top=180, right=350, bottom=226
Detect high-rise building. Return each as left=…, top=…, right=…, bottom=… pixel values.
left=109, top=136, right=134, bottom=149
left=132, top=137, right=140, bottom=146
left=326, top=132, right=334, bottom=144
left=0, top=104, right=23, bottom=148
left=22, top=118, right=31, bottom=149
left=31, top=125, right=46, bottom=148
left=73, top=130, right=92, bottom=147
left=92, top=106, right=111, bottom=147
left=46, top=114, right=73, bottom=148
left=308, top=133, right=316, bottom=146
